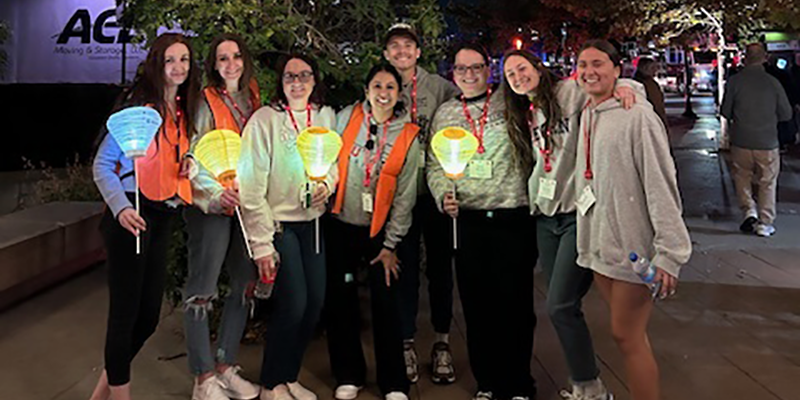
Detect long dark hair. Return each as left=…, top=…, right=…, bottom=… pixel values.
left=205, top=33, right=256, bottom=94
left=117, top=33, right=201, bottom=139
left=270, top=52, right=326, bottom=110
left=502, top=49, right=562, bottom=178
left=363, top=63, right=405, bottom=117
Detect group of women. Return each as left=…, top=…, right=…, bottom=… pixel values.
left=91, top=24, right=691, bottom=400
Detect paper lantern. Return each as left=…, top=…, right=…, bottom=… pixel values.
left=296, top=127, right=343, bottom=181
left=431, top=127, right=479, bottom=179
left=193, top=129, right=242, bottom=188
left=106, top=106, right=163, bottom=159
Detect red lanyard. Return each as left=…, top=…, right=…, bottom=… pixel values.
left=220, top=88, right=253, bottom=129
left=529, top=103, right=552, bottom=173
left=285, top=103, right=313, bottom=134
left=363, top=112, right=391, bottom=187
left=582, top=100, right=597, bottom=180
left=461, top=88, right=492, bottom=154
left=410, top=72, right=418, bottom=124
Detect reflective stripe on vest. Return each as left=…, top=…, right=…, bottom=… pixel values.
left=332, top=103, right=419, bottom=238
left=137, top=108, right=192, bottom=204
left=203, top=78, right=262, bottom=134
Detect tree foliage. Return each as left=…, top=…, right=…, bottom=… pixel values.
left=123, top=0, right=448, bottom=108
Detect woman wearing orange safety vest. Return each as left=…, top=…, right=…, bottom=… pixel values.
left=182, top=33, right=262, bottom=400
left=91, top=33, right=200, bottom=400
left=324, top=63, right=420, bottom=400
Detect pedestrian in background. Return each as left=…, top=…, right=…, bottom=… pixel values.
left=721, top=43, right=793, bottom=237
left=634, top=57, right=668, bottom=129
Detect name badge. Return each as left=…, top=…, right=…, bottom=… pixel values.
left=577, top=185, right=596, bottom=216
left=362, top=192, right=374, bottom=213
left=538, top=178, right=557, bottom=201
left=467, top=160, right=493, bottom=179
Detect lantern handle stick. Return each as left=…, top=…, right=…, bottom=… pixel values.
left=315, top=216, right=321, bottom=254
left=452, top=182, right=458, bottom=250
left=235, top=206, right=254, bottom=259
left=135, top=158, right=141, bottom=255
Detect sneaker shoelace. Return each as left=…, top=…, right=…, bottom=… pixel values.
left=560, top=389, right=583, bottom=400
left=475, top=391, right=493, bottom=400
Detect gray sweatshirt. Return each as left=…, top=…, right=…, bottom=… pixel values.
left=529, top=79, right=645, bottom=217
left=403, top=66, right=460, bottom=196
left=334, top=103, right=420, bottom=249
left=721, top=65, right=793, bottom=150
left=427, top=87, right=528, bottom=212
left=575, top=98, right=691, bottom=281
left=238, top=105, right=338, bottom=259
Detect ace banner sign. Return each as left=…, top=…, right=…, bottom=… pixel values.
left=0, top=0, right=147, bottom=84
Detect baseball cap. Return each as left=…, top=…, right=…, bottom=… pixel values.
left=385, top=23, right=419, bottom=47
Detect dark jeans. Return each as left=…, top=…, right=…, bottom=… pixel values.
left=261, top=220, right=327, bottom=388
left=537, top=213, right=599, bottom=383
left=456, top=208, right=537, bottom=399
left=397, top=194, right=454, bottom=339
left=183, top=207, right=256, bottom=376
left=100, top=196, right=177, bottom=386
left=324, top=217, right=409, bottom=395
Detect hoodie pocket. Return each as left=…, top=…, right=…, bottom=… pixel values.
left=594, top=207, right=626, bottom=266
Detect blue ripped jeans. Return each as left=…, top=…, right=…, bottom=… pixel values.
left=182, top=207, right=256, bottom=375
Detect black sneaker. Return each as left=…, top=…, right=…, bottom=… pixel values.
left=430, top=341, right=456, bottom=384
left=739, top=216, right=758, bottom=233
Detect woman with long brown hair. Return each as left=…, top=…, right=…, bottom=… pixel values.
left=502, top=48, right=638, bottom=400
left=90, top=32, right=201, bottom=400
left=182, top=33, right=262, bottom=400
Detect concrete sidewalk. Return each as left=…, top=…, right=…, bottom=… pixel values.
left=1, top=94, right=799, bottom=400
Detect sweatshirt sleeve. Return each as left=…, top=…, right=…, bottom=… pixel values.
left=776, top=80, right=793, bottom=122
left=384, top=138, right=420, bottom=249
left=721, top=80, right=735, bottom=120
left=238, top=109, right=277, bottom=259
left=425, top=109, right=452, bottom=213
left=633, top=109, right=692, bottom=278
left=93, top=133, right=133, bottom=218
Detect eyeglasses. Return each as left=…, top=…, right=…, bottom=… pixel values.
left=453, top=63, right=486, bottom=75
left=283, top=71, right=314, bottom=84
left=365, top=124, right=378, bottom=150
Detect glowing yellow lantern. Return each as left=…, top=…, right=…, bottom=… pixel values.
left=194, top=129, right=242, bottom=188
left=431, top=127, right=480, bottom=250
left=296, top=127, right=343, bottom=180
left=431, top=127, right=480, bottom=179
left=296, top=126, right=342, bottom=254
left=193, top=129, right=254, bottom=259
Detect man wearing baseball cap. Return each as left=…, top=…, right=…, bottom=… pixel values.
left=383, top=22, right=461, bottom=386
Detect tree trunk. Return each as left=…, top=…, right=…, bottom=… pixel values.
left=683, top=46, right=697, bottom=119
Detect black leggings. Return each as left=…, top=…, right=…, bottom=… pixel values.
left=100, top=196, right=177, bottom=386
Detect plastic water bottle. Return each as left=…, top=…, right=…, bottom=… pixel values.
left=254, top=275, right=275, bottom=300
left=629, top=252, right=662, bottom=299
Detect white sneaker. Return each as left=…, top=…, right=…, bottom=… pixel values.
left=260, top=384, right=293, bottom=400
left=193, top=376, right=231, bottom=400
left=334, top=385, right=363, bottom=400
left=403, top=341, right=419, bottom=383
left=472, top=391, right=494, bottom=400
left=560, top=378, right=614, bottom=400
left=756, top=223, right=776, bottom=237
left=385, top=392, right=408, bottom=400
left=217, top=366, right=260, bottom=399
left=286, top=382, right=317, bottom=400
